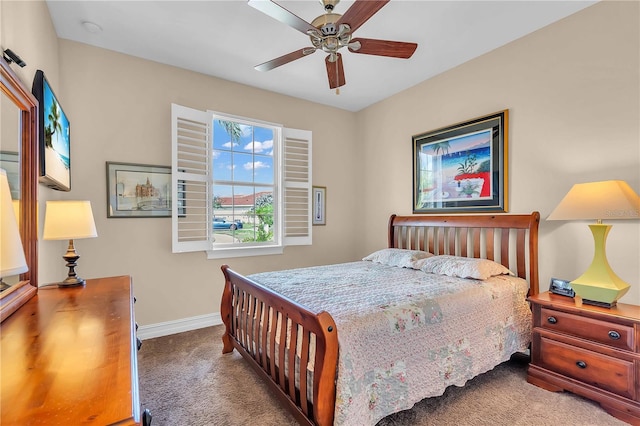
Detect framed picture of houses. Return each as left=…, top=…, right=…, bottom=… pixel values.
left=412, top=110, right=508, bottom=213
left=106, top=162, right=171, bottom=218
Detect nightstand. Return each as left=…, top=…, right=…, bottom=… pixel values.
left=527, top=292, right=640, bottom=425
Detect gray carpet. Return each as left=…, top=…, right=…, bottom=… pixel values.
left=138, top=326, right=627, bottom=426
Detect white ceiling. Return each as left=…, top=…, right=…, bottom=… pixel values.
left=46, top=0, right=597, bottom=112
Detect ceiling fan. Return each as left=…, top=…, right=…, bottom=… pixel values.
left=249, top=0, right=418, bottom=91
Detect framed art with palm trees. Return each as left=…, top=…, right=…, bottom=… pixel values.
left=412, top=110, right=509, bottom=213
left=33, top=70, right=71, bottom=191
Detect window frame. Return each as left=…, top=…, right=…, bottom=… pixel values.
left=171, top=104, right=312, bottom=258
left=208, top=111, right=281, bottom=254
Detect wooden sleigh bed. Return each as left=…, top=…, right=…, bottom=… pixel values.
left=221, top=212, right=540, bottom=426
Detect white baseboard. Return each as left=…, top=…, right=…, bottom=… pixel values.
left=137, top=312, right=223, bottom=340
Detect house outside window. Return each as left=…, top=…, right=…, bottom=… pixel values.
left=171, top=104, right=312, bottom=259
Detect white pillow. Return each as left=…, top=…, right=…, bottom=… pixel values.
left=362, top=248, right=434, bottom=268
left=418, top=255, right=514, bottom=280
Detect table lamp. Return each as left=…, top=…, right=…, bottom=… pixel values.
left=0, top=169, right=28, bottom=291
left=43, top=200, right=98, bottom=287
left=547, top=180, right=640, bottom=307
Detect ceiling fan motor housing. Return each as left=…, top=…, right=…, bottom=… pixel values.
left=311, top=13, right=341, bottom=34
left=321, top=22, right=337, bottom=36
left=310, top=14, right=352, bottom=59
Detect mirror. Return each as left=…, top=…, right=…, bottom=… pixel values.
left=1, top=59, right=39, bottom=322
left=1, top=95, right=20, bottom=198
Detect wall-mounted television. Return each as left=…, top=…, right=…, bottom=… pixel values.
left=32, top=70, right=71, bottom=191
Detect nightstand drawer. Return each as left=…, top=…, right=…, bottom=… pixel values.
left=538, top=336, right=636, bottom=400
left=540, top=307, right=634, bottom=351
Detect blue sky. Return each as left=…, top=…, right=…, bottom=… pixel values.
left=212, top=120, right=274, bottom=197
left=44, top=79, right=70, bottom=160
left=421, top=129, right=491, bottom=155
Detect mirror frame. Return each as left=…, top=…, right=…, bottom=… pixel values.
left=0, top=59, right=39, bottom=322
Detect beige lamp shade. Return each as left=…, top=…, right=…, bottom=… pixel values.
left=547, top=180, right=639, bottom=307
left=43, top=201, right=98, bottom=240
left=547, top=180, right=640, bottom=221
left=0, top=169, right=28, bottom=276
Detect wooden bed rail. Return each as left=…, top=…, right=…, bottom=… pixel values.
left=221, top=265, right=339, bottom=426
left=221, top=212, right=540, bottom=426
left=388, top=212, right=540, bottom=296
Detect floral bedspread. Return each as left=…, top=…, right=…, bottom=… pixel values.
left=249, top=261, right=532, bottom=426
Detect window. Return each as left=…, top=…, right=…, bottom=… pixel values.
left=171, top=104, right=312, bottom=258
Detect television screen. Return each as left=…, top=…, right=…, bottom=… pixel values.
left=32, top=70, right=71, bottom=191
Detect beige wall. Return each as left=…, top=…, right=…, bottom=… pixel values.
left=2, top=0, right=638, bottom=327
left=0, top=0, right=63, bottom=284
left=55, top=42, right=360, bottom=325
left=358, top=0, right=639, bottom=304
left=1, top=0, right=360, bottom=325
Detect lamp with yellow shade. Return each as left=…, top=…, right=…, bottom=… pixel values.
left=548, top=180, right=640, bottom=307
left=43, top=200, right=98, bottom=287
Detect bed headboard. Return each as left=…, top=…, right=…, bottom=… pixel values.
left=388, top=212, right=540, bottom=296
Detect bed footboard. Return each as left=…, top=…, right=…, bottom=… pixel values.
left=221, top=265, right=338, bottom=426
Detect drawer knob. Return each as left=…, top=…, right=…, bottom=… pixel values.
left=576, top=361, right=587, bottom=369
left=608, top=330, right=621, bottom=340
left=547, top=316, right=558, bottom=324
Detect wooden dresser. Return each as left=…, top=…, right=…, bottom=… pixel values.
left=1, top=276, right=149, bottom=425
left=527, top=292, right=640, bottom=425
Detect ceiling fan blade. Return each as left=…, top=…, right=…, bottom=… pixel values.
left=348, top=38, right=417, bottom=59
left=248, top=0, right=318, bottom=35
left=336, top=0, right=389, bottom=33
left=325, top=53, right=345, bottom=89
left=255, top=48, right=316, bottom=72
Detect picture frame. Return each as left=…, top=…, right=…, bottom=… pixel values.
left=106, top=162, right=171, bottom=218
left=412, top=110, right=508, bottom=213
left=312, top=186, right=326, bottom=226
left=0, top=151, right=20, bottom=199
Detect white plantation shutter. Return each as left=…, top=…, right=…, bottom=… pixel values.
left=171, top=103, right=312, bottom=255
left=172, top=104, right=212, bottom=253
left=283, top=128, right=312, bottom=245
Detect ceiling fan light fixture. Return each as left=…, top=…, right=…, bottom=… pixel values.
left=337, top=33, right=351, bottom=47
left=336, top=23, right=350, bottom=37
left=324, top=37, right=339, bottom=52
left=348, top=40, right=361, bottom=52
left=307, top=28, right=322, bottom=38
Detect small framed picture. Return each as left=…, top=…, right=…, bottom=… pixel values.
left=312, top=186, right=326, bottom=226
left=106, top=161, right=171, bottom=218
